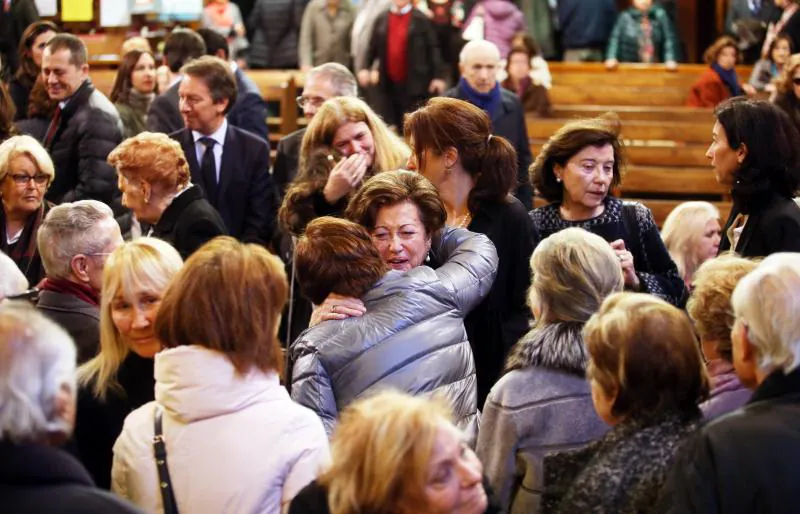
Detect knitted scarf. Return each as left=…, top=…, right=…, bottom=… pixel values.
left=712, top=62, right=743, bottom=97
left=459, top=77, right=502, bottom=118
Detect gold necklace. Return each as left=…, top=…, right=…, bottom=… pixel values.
left=455, top=212, right=472, bottom=229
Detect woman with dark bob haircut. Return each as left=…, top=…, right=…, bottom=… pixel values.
left=405, top=97, right=535, bottom=406
left=529, top=115, right=685, bottom=306
left=542, top=292, right=709, bottom=513
left=707, top=97, right=800, bottom=257
left=289, top=203, right=498, bottom=444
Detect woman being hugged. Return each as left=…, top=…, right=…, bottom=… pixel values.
left=279, top=96, right=409, bottom=236
left=529, top=115, right=685, bottom=305
left=109, top=50, right=158, bottom=139
left=405, top=96, right=535, bottom=406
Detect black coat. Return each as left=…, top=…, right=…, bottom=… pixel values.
left=36, top=290, right=99, bottom=364
left=779, top=9, right=800, bottom=60
left=445, top=84, right=534, bottom=210
left=9, top=76, right=31, bottom=121
left=146, top=70, right=270, bottom=141
left=44, top=80, right=123, bottom=216
left=150, top=184, right=228, bottom=259
left=0, top=442, right=143, bottom=513
left=273, top=127, right=305, bottom=199
left=718, top=191, right=800, bottom=257
left=247, top=0, right=305, bottom=69
left=172, top=124, right=275, bottom=244
left=461, top=197, right=534, bottom=406
left=72, top=353, right=155, bottom=490
left=366, top=9, right=447, bottom=98
left=658, top=369, right=800, bottom=514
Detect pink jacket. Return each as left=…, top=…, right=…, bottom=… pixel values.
left=111, top=346, right=330, bottom=514
left=463, top=0, right=525, bottom=58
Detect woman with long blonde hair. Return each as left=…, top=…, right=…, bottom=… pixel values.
left=72, top=237, right=183, bottom=490
left=280, top=96, right=409, bottom=236
left=290, top=390, right=496, bottom=514
left=661, top=201, right=721, bottom=288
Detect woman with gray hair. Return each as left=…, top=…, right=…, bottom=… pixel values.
left=0, top=302, right=142, bottom=513
left=662, top=252, right=800, bottom=513
left=477, top=227, right=622, bottom=513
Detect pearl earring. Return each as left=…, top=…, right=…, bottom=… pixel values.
left=556, top=176, right=562, bottom=183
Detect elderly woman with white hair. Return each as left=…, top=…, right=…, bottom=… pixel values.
left=0, top=134, right=56, bottom=284
left=662, top=253, right=800, bottom=513
left=0, top=302, right=143, bottom=513
left=661, top=201, right=722, bottom=289
left=72, top=238, right=182, bottom=490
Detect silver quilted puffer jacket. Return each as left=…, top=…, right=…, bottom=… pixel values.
left=288, top=227, right=498, bottom=444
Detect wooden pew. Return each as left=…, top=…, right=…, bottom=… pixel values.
left=550, top=105, right=714, bottom=124
left=527, top=118, right=712, bottom=144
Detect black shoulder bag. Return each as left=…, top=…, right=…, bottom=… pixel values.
left=153, top=406, right=180, bottom=514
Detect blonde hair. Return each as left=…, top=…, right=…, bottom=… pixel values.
left=0, top=134, right=55, bottom=186
left=585, top=292, right=710, bottom=419
left=77, top=238, right=183, bottom=400
left=731, top=253, right=800, bottom=374
left=686, top=255, right=757, bottom=361
left=661, top=201, right=720, bottom=283
left=321, top=390, right=454, bottom=514
left=529, top=227, right=624, bottom=324
left=299, top=96, right=409, bottom=176
left=777, top=54, right=800, bottom=95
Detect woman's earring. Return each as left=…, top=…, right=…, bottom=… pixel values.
left=555, top=176, right=562, bottom=183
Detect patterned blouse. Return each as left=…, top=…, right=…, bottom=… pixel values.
left=529, top=196, right=685, bottom=306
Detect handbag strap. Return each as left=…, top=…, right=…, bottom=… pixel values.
left=153, top=406, right=180, bottom=514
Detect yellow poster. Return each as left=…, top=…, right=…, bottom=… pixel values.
left=61, top=0, right=94, bottom=22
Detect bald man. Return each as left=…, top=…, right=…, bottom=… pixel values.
left=445, top=40, right=532, bottom=209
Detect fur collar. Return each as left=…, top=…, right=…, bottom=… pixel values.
left=505, top=321, right=587, bottom=377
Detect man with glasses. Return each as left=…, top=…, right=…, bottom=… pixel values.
left=272, top=62, right=358, bottom=203
left=35, top=200, right=123, bottom=364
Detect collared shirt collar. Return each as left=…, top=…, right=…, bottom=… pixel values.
left=390, top=3, right=413, bottom=14
left=192, top=118, right=228, bottom=147
left=169, top=73, right=183, bottom=89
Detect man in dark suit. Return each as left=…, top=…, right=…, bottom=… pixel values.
left=146, top=28, right=206, bottom=134
left=727, top=0, right=781, bottom=63
left=445, top=40, right=533, bottom=210
left=360, top=0, right=447, bottom=128
left=171, top=56, right=274, bottom=245
left=196, top=28, right=270, bottom=140
left=273, top=62, right=357, bottom=200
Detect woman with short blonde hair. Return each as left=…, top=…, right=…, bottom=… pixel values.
left=280, top=96, right=409, bottom=235
left=290, top=390, right=494, bottom=514
left=687, top=255, right=756, bottom=419
left=0, top=134, right=56, bottom=284
left=478, top=228, right=622, bottom=513
left=108, top=132, right=227, bottom=258
left=112, top=237, right=330, bottom=513
left=773, top=54, right=800, bottom=133
left=73, top=237, right=183, bottom=489
left=545, top=293, right=709, bottom=513
left=661, top=201, right=721, bottom=287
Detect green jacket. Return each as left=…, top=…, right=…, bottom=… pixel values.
left=606, top=6, right=679, bottom=63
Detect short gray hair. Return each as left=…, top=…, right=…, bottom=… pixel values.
left=732, top=253, right=800, bottom=374
left=0, top=253, right=27, bottom=300
left=37, top=200, right=115, bottom=280
left=0, top=301, right=77, bottom=442
left=307, top=62, right=358, bottom=98
left=459, top=39, right=501, bottom=64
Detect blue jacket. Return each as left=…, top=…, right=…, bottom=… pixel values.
left=557, top=0, right=617, bottom=50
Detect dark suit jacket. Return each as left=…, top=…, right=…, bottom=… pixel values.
left=273, top=127, right=305, bottom=197
left=445, top=84, right=534, bottom=209
left=172, top=124, right=274, bottom=245
left=366, top=9, right=446, bottom=97
left=36, top=290, right=99, bottom=364
left=151, top=185, right=228, bottom=259
left=145, top=71, right=270, bottom=142
left=719, top=192, right=800, bottom=258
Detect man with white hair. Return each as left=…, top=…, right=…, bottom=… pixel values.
left=0, top=252, right=28, bottom=301
left=35, top=200, right=123, bottom=364
left=0, top=303, right=143, bottom=512
left=445, top=39, right=533, bottom=209
left=660, top=253, right=800, bottom=513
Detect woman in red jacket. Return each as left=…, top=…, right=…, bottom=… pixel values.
left=687, top=36, right=755, bottom=107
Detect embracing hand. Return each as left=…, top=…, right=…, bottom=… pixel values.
left=323, top=153, right=369, bottom=204
left=309, top=293, right=367, bottom=327
left=610, top=239, right=640, bottom=290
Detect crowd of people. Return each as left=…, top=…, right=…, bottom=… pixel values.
left=2, top=2, right=800, bottom=514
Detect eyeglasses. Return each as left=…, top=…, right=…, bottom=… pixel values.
left=793, top=77, right=800, bottom=86
left=296, top=95, right=327, bottom=109
left=8, top=173, right=49, bottom=186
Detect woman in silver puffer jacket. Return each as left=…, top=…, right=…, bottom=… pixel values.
left=288, top=171, right=498, bottom=444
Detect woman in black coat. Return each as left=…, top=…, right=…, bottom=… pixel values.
left=405, top=97, right=535, bottom=406
left=8, top=21, right=58, bottom=121
left=708, top=97, right=800, bottom=257
left=107, top=132, right=227, bottom=259
left=529, top=114, right=686, bottom=307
